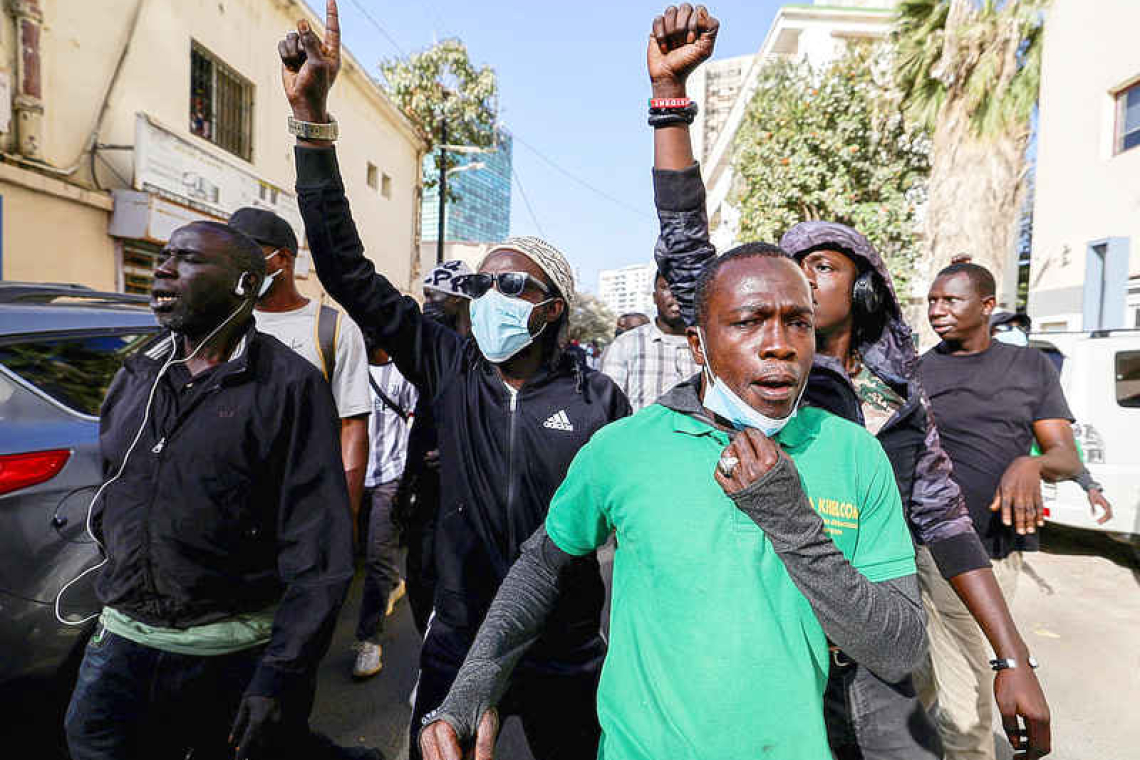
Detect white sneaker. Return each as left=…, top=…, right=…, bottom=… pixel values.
left=352, top=641, right=383, bottom=678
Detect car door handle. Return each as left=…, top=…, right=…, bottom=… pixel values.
left=52, top=515, right=68, bottom=528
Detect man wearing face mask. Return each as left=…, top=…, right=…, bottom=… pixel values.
left=422, top=259, right=474, bottom=334
left=418, top=8, right=923, bottom=760
left=229, top=207, right=372, bottom=531
left=277, top=7, right=631, bottom=758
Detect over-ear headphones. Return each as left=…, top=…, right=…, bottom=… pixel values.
left=852, top=269, right=883, bottom=317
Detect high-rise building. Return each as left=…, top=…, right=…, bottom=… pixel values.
left=422, top=131, right=512, bottom=244
left=598, top=263, right=657, bottom=318
left=687, top=53, right=754, bottom=166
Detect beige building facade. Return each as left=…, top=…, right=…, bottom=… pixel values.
left=1029, top=0, right=1140, bottom=331
left=0, top=0, right=425, bottom=299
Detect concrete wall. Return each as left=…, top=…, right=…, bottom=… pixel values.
left=1029, top=0, right=1140, bottom=330
left=0, top=170, right=116, bottom=288
left=0, top=0, right=424, bottom=293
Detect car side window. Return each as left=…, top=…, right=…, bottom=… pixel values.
left=0, top=333, right=154, bottom=417
left=1116, top=350, right=1140, bottom=408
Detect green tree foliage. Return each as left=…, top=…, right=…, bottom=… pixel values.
left=569, top=292, right=618, bottom=347
left=894, top=0, right=1045, bottom=139
left=731, top=44, right=930, bottom=289
left=379, top=39, right=498, bottom=188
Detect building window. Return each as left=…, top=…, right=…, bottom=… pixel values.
left=1115, top=81, right=1140, bottom=154
left=190, top=42, right=254, bottom=161
left=120, top=240, right=164, bottom=296
left=381, top=173, right=392, bottom=199
left=1116, top=351, right=1140, bottom=408
left=367, top=163, right=379, bottom=190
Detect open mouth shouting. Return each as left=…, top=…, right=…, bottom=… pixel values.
left=151, top=287, right=180, bottom=314
left=751, top=371, right=800, bottom=403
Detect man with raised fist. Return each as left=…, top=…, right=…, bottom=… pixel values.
left=417, top=7, right=925, bottom=759
left=276, top=4, right=630, bottom=758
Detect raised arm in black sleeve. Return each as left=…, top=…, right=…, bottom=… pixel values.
left=244, top=370, right=354, bottom=699
left=653, top=163, right=717, bottom=327
left=294, top=145, right=462, bottom=395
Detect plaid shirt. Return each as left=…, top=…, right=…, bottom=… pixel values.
left=600, top=321, right=700, bottom=411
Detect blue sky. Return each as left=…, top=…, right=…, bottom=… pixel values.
left=306, top=1, right=786, bottom=293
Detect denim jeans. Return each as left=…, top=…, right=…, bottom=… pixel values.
left=356, top=479, right=403, bottom=643
left=64, top=622, right=264, bottom=760
left=824, top=653, right=943, bottom=760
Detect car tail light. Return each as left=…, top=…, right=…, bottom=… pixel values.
left=1072, top=423, right=1105, bottom=464
left=0, top=449, right=71, bottom=496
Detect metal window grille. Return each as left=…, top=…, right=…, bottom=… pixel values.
left=189, top=42, right=254, bottom=161
left=121, top=240, right=164, bottom=295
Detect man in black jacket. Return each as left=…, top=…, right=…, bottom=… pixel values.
left=277, top=6, right=631, bottom=758
left=781, top=221, right=1050, bottom=759
left=63, top=221, right=354, bottom=760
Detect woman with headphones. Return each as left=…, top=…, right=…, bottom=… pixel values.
left=783, top=221, right=1050, bottom=760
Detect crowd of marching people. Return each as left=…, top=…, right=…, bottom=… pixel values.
left=59, top=2, right=1117, bottom=759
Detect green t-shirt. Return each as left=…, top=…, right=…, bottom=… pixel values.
left=545, top=403, right=915, bottom=760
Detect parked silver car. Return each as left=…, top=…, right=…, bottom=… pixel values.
left=0, top=283, right=158, bottom=690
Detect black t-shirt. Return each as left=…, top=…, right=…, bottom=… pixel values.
left=918, top=341, right=1073, bottom=558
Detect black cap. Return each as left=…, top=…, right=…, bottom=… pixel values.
left=990, top=311, right=1032, bottom=330
left=228, top=207, right=298, bottom=254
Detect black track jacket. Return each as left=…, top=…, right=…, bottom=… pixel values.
left=94, top=324, right=353, bottom=698
left=294, top=146, right=631, bottom=671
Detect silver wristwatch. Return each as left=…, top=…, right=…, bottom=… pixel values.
left=288, top=115, right=338, bottom=141
left=990, top=656, right=1039, bottom=671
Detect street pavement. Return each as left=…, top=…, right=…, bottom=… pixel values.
left=992, top=525, right=1140, bottom=760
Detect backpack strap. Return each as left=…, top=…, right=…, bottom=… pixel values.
left=315, top=304, right=341, bottom=382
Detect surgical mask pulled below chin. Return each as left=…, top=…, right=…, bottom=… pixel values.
left=994, top=329, right=1028, bottom=347
left=697, top=329, right=804, bottom=436
left=469, top=288, right=550, bottom=363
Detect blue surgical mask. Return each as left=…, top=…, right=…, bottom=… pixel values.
left=469, top=288, right=552, bottom=363
left=696, top=328, right=804, bottom=436
left=994, top=328, right=1028, bottom=347
left=258, top=249, right=283, bottom=298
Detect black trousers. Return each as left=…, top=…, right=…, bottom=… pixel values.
left=824, top=654, right=943, bottom=760
left=409, top=623, right=602, bottom=760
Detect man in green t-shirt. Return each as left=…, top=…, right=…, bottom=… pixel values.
left=417, top=11, right=925, bottom=759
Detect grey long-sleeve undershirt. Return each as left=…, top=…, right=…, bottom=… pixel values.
left=421, top=458, right=927, bottom=745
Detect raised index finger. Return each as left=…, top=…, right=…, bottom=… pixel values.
left=324, top=0, right=340, bottom=56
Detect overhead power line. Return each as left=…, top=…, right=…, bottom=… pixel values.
left=512, top=135, right=654, bottom=221
left=512, top=167, right=547, bottom=238
left=346, top=0, right=406, bottom=57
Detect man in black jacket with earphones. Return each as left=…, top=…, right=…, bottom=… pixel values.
left=63, top=221, right=355, bottom=760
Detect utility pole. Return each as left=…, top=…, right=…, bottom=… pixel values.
left=436, top=112, right=447, bottom=265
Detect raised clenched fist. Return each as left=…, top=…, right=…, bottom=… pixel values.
left=278, top=0, right=341, bottom=123
left=648, top=4, right=720, bottom=98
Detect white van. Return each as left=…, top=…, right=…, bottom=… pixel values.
left=1029, top=329, right=1140, bottom=542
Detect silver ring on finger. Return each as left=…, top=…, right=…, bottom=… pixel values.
left=718, top=455, right=739, bottom=477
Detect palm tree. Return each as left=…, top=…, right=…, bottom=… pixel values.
left=893, top=0, right=1046, bottom=344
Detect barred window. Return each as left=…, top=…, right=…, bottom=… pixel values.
left=121, top=240, right=164, bottom=295
left=190, top=42, right=254, bottom=161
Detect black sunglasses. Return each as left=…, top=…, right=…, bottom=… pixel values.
left=456, top=272, right=552, bottom=299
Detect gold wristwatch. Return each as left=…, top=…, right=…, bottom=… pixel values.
left=288, top=115, right=338, bottom=141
